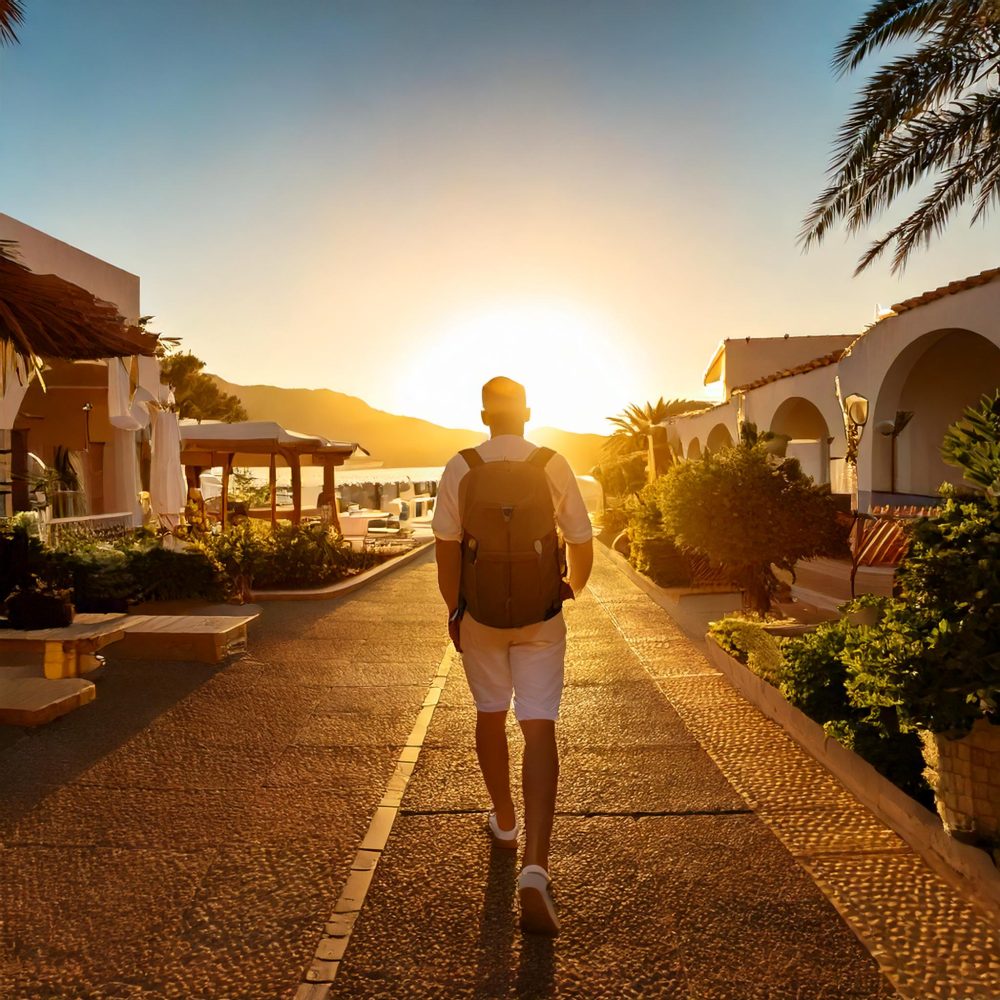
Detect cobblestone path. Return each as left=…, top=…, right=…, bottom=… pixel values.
left=0, top=558, right=447, bottom=998
left=2, top=548, right=998, bottom=998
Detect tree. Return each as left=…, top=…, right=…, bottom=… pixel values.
left=660, top=440, right=848, bottom=614
left=0, top=0, right=24, bottom=46
left=159, top=351, right=248, bottom=423
left=604, top=398, right=707, bottom=458
left=801, top=1, right=1000, bottom=274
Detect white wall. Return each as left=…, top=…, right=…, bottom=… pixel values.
left=840, top=280, right=1000, bottom=506
left=0, top=213, right=140, bottom=320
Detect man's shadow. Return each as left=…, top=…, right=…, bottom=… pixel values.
left=475, top=845, right=555, bottom=998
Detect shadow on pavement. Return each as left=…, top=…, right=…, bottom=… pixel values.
left=475, top=844, right=556, bottom=999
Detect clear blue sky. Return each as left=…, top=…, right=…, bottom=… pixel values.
left=2, top=1, right=996, bottom=432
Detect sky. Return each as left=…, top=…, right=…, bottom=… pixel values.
left=2, top=1, right=998, bottom=435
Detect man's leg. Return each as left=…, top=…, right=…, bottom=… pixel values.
left=519, top=718, right=559, bottom=870
left=475, top=709, right=516, bottom=830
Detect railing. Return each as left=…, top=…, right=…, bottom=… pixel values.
left=46, top=512, right=137, bottom=547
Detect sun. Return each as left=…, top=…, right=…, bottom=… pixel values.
left=391, top=298, right=637, bottom=435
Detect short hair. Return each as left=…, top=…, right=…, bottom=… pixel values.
left=482, top=376, right=527, bottom=415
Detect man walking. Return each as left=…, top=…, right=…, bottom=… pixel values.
left=432, top=376, right=594, bottom=936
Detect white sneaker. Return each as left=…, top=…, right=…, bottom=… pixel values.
left=487, top=810, right=519, bottom=849
left=518, top=864, right=560, bottom=936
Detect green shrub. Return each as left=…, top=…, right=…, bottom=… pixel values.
left=195, top=520, right=375, bottom=594
left=711, top=607, right=933, bottom=807
left=126, top=547, right=225, bottom=602
left=837, top=490, right=1000, bottom=734
left=709, top=617, right=785, bottom=687
left=780, top=618, right=854, bottom=725
left=660, top=440, right=848, bottom=613
left=625, top=482, right=692, bottom=587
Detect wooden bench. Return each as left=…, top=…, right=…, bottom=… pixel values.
left=115, top=614, right=259, bottom=663
left=0, top=613, right=129, bottom=679
left=0, top=663, right=96, bottom=726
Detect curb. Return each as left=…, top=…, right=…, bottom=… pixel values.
left=704, top=635, right=1000, bottom=923
left=251, top=538, right=434, bottom=602
left=600, top=543, right=739, bottom=616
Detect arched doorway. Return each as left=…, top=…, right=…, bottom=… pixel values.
left=769, top=396, right=830, bottom=440
left=872, top=329, right=1000, bottom=498
left=687, top=438, right=702, bottom=460
left=706, top=424, right=734, bottom=454
left=769, top=396, right=831, bottom=484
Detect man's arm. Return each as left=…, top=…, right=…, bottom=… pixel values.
left=566, top=538, right=593, bottom=596
left=435, top=539, right=462, bottom=613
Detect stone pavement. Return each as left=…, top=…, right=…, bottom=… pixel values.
left=2, top=547, right=999, bottom=998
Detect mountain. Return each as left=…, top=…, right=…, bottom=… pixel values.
left=210, top=377, right=607, bottom=474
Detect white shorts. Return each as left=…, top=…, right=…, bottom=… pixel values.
left=459, top=612, right=567, bottom=721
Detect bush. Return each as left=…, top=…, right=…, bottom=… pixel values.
left=709, top=617, right=784, bottom=686
left=782, top=608, right=931, bottom=805
left=660, top=440, right=848, bottom=613
left=625, top=483, right=692, bottom=587
left=836, top=492, right=1000, bottom=735
left=710, top=607, right=933, bottom=806
left=195, top=520, right=378, bottom=595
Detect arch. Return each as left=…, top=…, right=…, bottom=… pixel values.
left=872, top=328, right=1000, bottom=497
left=706, top=423, right=734, bottom=454
left=686, top=437, right=702, bottom=460
left=769, top=396, right=830, bottom=441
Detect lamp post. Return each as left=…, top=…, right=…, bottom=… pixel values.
left=836, top=383, right=870, bottom=598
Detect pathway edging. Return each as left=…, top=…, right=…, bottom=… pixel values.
left=705, top=635, right=1000, bottom=922
left=295, top=643, right=454, bottom=997
left=252, top=538, right=433, bottom=603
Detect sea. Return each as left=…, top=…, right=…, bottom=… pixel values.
left=200, top=465, right=444, bottom=507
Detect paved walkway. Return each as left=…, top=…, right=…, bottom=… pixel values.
left=1, top=548, right=998, bottom=998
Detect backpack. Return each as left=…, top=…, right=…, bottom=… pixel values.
left=458, top=446, right=566, bottom=629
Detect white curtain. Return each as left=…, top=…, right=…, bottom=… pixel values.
left=104, top=427, right=143, bottom=524
left=107, top=356, right=150, bottom=431
left=150, top=409, right=186, bottom=524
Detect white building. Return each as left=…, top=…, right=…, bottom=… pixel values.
left=1, top=213, right=166, bottom=524
left=668, top=267, right=1000, bottom=508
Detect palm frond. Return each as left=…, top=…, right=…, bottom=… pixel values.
left=833, top=0, right=952, bottom=75
left=803, top=0, right=1000, bottom=272
left=0, top=0, right=24, bottom=46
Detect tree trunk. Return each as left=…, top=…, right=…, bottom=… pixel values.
left=740, top=565, right=773, bottom=616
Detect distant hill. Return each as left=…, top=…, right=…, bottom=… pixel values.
left=210, top=377, right=607, bottom=474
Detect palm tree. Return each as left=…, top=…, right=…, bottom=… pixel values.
left=0, top=0, right=24, bottom=45
left=604, top=398, right=707, bottom=458
left=801, top=1, right=1000, bottom=274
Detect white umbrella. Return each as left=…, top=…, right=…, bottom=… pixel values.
left=150, top=410, right=186, bottom=525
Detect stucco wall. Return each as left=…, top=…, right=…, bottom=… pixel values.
left=709, top=334, right=856, bottom=396
left=0, top=213, right=140, bottom=320
left=840, top=280, right=1000, bottom=505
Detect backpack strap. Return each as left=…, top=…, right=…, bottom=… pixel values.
left=528, top=446, right=555, bottom=468
left=460, top=447, right=485, bottom=469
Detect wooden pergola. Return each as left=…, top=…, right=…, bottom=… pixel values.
left=178, top=420, right=364, bottom=529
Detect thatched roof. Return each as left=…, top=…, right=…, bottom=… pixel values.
left=0, top=241, right=158, bottom=362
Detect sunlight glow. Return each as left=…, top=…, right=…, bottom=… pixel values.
left=391, top=299, right=638, bottom=435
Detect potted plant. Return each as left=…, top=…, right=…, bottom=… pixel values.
left=1, top=525, right=74, bottom=629
left=839, top=394, right=1000, bottom=850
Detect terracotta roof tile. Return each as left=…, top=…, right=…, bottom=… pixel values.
left=891, top=266, right=1000, bottom=314
left=729, top=349, right=846, bottom=393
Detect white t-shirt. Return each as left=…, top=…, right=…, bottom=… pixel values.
left=432, top=435, right=593, bottom=545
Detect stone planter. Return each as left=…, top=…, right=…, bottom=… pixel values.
left=921, top=719, right=1000, bottom=845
